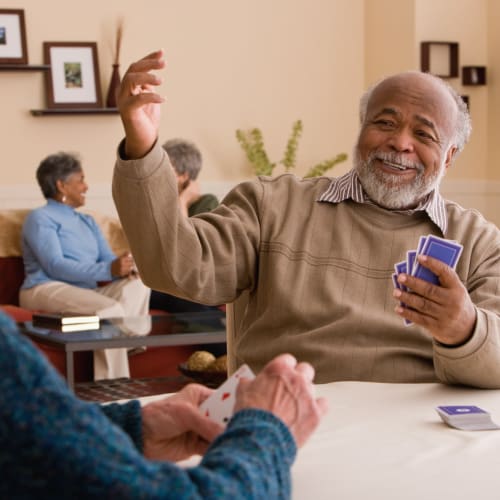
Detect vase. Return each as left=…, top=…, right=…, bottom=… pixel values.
left=105, top=64, right=121, bottom=108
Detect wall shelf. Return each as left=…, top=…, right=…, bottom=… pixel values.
left=0, top=64, right=50, bottom=71
left=420, top=41, right=459, bottom=78
left=30, top=108, right=119, bottom=116
left=462, top=66, right=487, bottom=86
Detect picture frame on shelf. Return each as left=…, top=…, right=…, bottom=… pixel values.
left=462, top=66, right=486, bottom=86
left=43, top=41, right=103, bottom=109
left=0, top=9, right=28, bottom=64
left=420, top=41, right=459, bottom=78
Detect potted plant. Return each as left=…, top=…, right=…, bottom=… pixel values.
left=236, top=120, right=347, bottom=177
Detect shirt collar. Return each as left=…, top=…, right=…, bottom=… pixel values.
left=317, top=169, right=447, bottom=234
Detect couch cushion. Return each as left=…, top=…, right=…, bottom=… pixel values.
left=0, top=209, right=30, bottom=257
left=0, top=304, right=32, bottom=321
left=0, top=208, right=129, bottom=257
left=0, top=256, right=24, bottom=305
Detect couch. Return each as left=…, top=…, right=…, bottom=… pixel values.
left=0, top=208, right=200, bottom=383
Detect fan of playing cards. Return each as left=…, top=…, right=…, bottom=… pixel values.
left=392, top=234, right=463, bottom=326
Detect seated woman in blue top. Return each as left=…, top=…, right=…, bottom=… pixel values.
left=19, top=152, right=151, bottom=380
left=0, top=311, right=327, bottom=498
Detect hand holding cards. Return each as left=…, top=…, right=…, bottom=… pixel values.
left=199, top=364, right=255, bottom=425
left=198, top=354, right=328, bottom=448
left=393, top=234, right=463, bottom=325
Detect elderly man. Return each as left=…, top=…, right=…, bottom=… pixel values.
left=113, top=50, right=500, bottom=388
left=162, top=138, right=219, bottom=217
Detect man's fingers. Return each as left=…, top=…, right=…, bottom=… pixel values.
left=262, top=353, right=297, bottom=375
left=178, top=383, right=215, bottom=406
left=415, top=254, right=456, bottom=287
left=296, top=362, right=315, bottom=382
left=125, top=49, right=165, bottom=75
left=177, top=404, right=224, bottom=442
left=316, top=397, right=329, bottom=417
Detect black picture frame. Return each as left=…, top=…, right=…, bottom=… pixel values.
left=420, top=42, right=459, bottom=78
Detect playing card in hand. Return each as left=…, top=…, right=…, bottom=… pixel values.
left=411, top=235, right=463, bottom=285
left=199, top=364, right=255, bottom=425
left=392, top=234, right=463, bottom=326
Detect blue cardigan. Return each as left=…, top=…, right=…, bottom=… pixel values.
left=21, top=199, right=116, bottom=290
left=0, top=312, right=296, bottom=498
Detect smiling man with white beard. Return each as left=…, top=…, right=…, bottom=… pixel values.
left=113, top=51, right=500, bottom=388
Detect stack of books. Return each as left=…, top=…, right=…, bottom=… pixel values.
left=32, top=313, right=100, bottom=333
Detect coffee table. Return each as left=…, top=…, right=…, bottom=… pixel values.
left=18, top=311, right=226, bottom=389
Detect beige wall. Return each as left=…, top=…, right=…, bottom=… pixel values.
left=364, top=0, right=416, bottom=84
left=2, top=0, right=500, bottom=224
left=1, top=0, right=363, bottom=189
left=415, top=0, right=489, bottom=180
left=487, top=0, right=500, bottom=180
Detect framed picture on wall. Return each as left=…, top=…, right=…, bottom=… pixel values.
left=420, top=41, right=459, bottom=78
left=43, top=41, right=103, bottom=109
left=0, top=9, right=28, bottom=64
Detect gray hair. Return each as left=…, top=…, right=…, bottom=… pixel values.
left=36, top=152, right=82, bottom=199
left=162, top=138, right=202, bottom=180
left=359, top=71, right=472, bottom=155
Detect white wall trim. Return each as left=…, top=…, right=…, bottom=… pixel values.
left=0, top=181, right=238, bottom=217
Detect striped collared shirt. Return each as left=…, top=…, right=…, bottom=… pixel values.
left=317, top=169, right=448, bottom=234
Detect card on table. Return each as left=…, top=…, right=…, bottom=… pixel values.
left=435, top=405, right=500, bottom=431
left=199, top=364, right=255, bottom=425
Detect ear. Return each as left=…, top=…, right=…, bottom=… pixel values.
left=177, top=172, right=189, bottom=183
left=55, top=179, right=65, bottom=194
left=443, top=145, right=458, bottom=171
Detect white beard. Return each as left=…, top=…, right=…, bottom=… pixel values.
left=354, top=149, right=446, bottom=210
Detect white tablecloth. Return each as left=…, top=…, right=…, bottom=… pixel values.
left=137, top=382, right=500, bottom=499
left=293, top=382, right=500, bottom=499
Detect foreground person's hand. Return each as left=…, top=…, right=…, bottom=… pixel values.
left=234, top=354, right=328, bottom=447
left=142, top=384, right=224, bottom=462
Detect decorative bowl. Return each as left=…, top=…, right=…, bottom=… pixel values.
left=178, top=363, right=227, bottom=388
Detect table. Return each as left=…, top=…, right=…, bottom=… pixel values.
left=18, top=311, right=226, bottom=389
left=137, top=381, right=500, bottom=499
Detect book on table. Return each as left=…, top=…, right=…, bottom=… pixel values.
left=45, top=321, right=101, bottom=333
left=32, top=313, right=100, bottom=327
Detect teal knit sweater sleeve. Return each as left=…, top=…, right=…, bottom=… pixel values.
left=0, top=312, right=296, bottom=499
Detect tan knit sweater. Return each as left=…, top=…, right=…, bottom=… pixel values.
left=113, top=142, right=500, bottom=388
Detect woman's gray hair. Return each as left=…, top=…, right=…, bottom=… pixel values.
left=36, top=152, right=82, bottom=199
left=162, top=138, right=202, bottom=180
left=358, top=71, right=472, bottom=155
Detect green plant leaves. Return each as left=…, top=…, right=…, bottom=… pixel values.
left=236, top=120, right=347, bottom=177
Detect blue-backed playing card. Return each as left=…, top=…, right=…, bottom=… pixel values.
left=393, top=261, right=412, bottom=325
left=394, top=261, right=408, bottom=290
left=412, top=235, right=463, bottom=285
left=406, top=249, right=417, bottom=276
left=436, top=405, right=500, bottom=431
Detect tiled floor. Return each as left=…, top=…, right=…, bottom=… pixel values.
left=75, top=376, right=191, bottom=403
